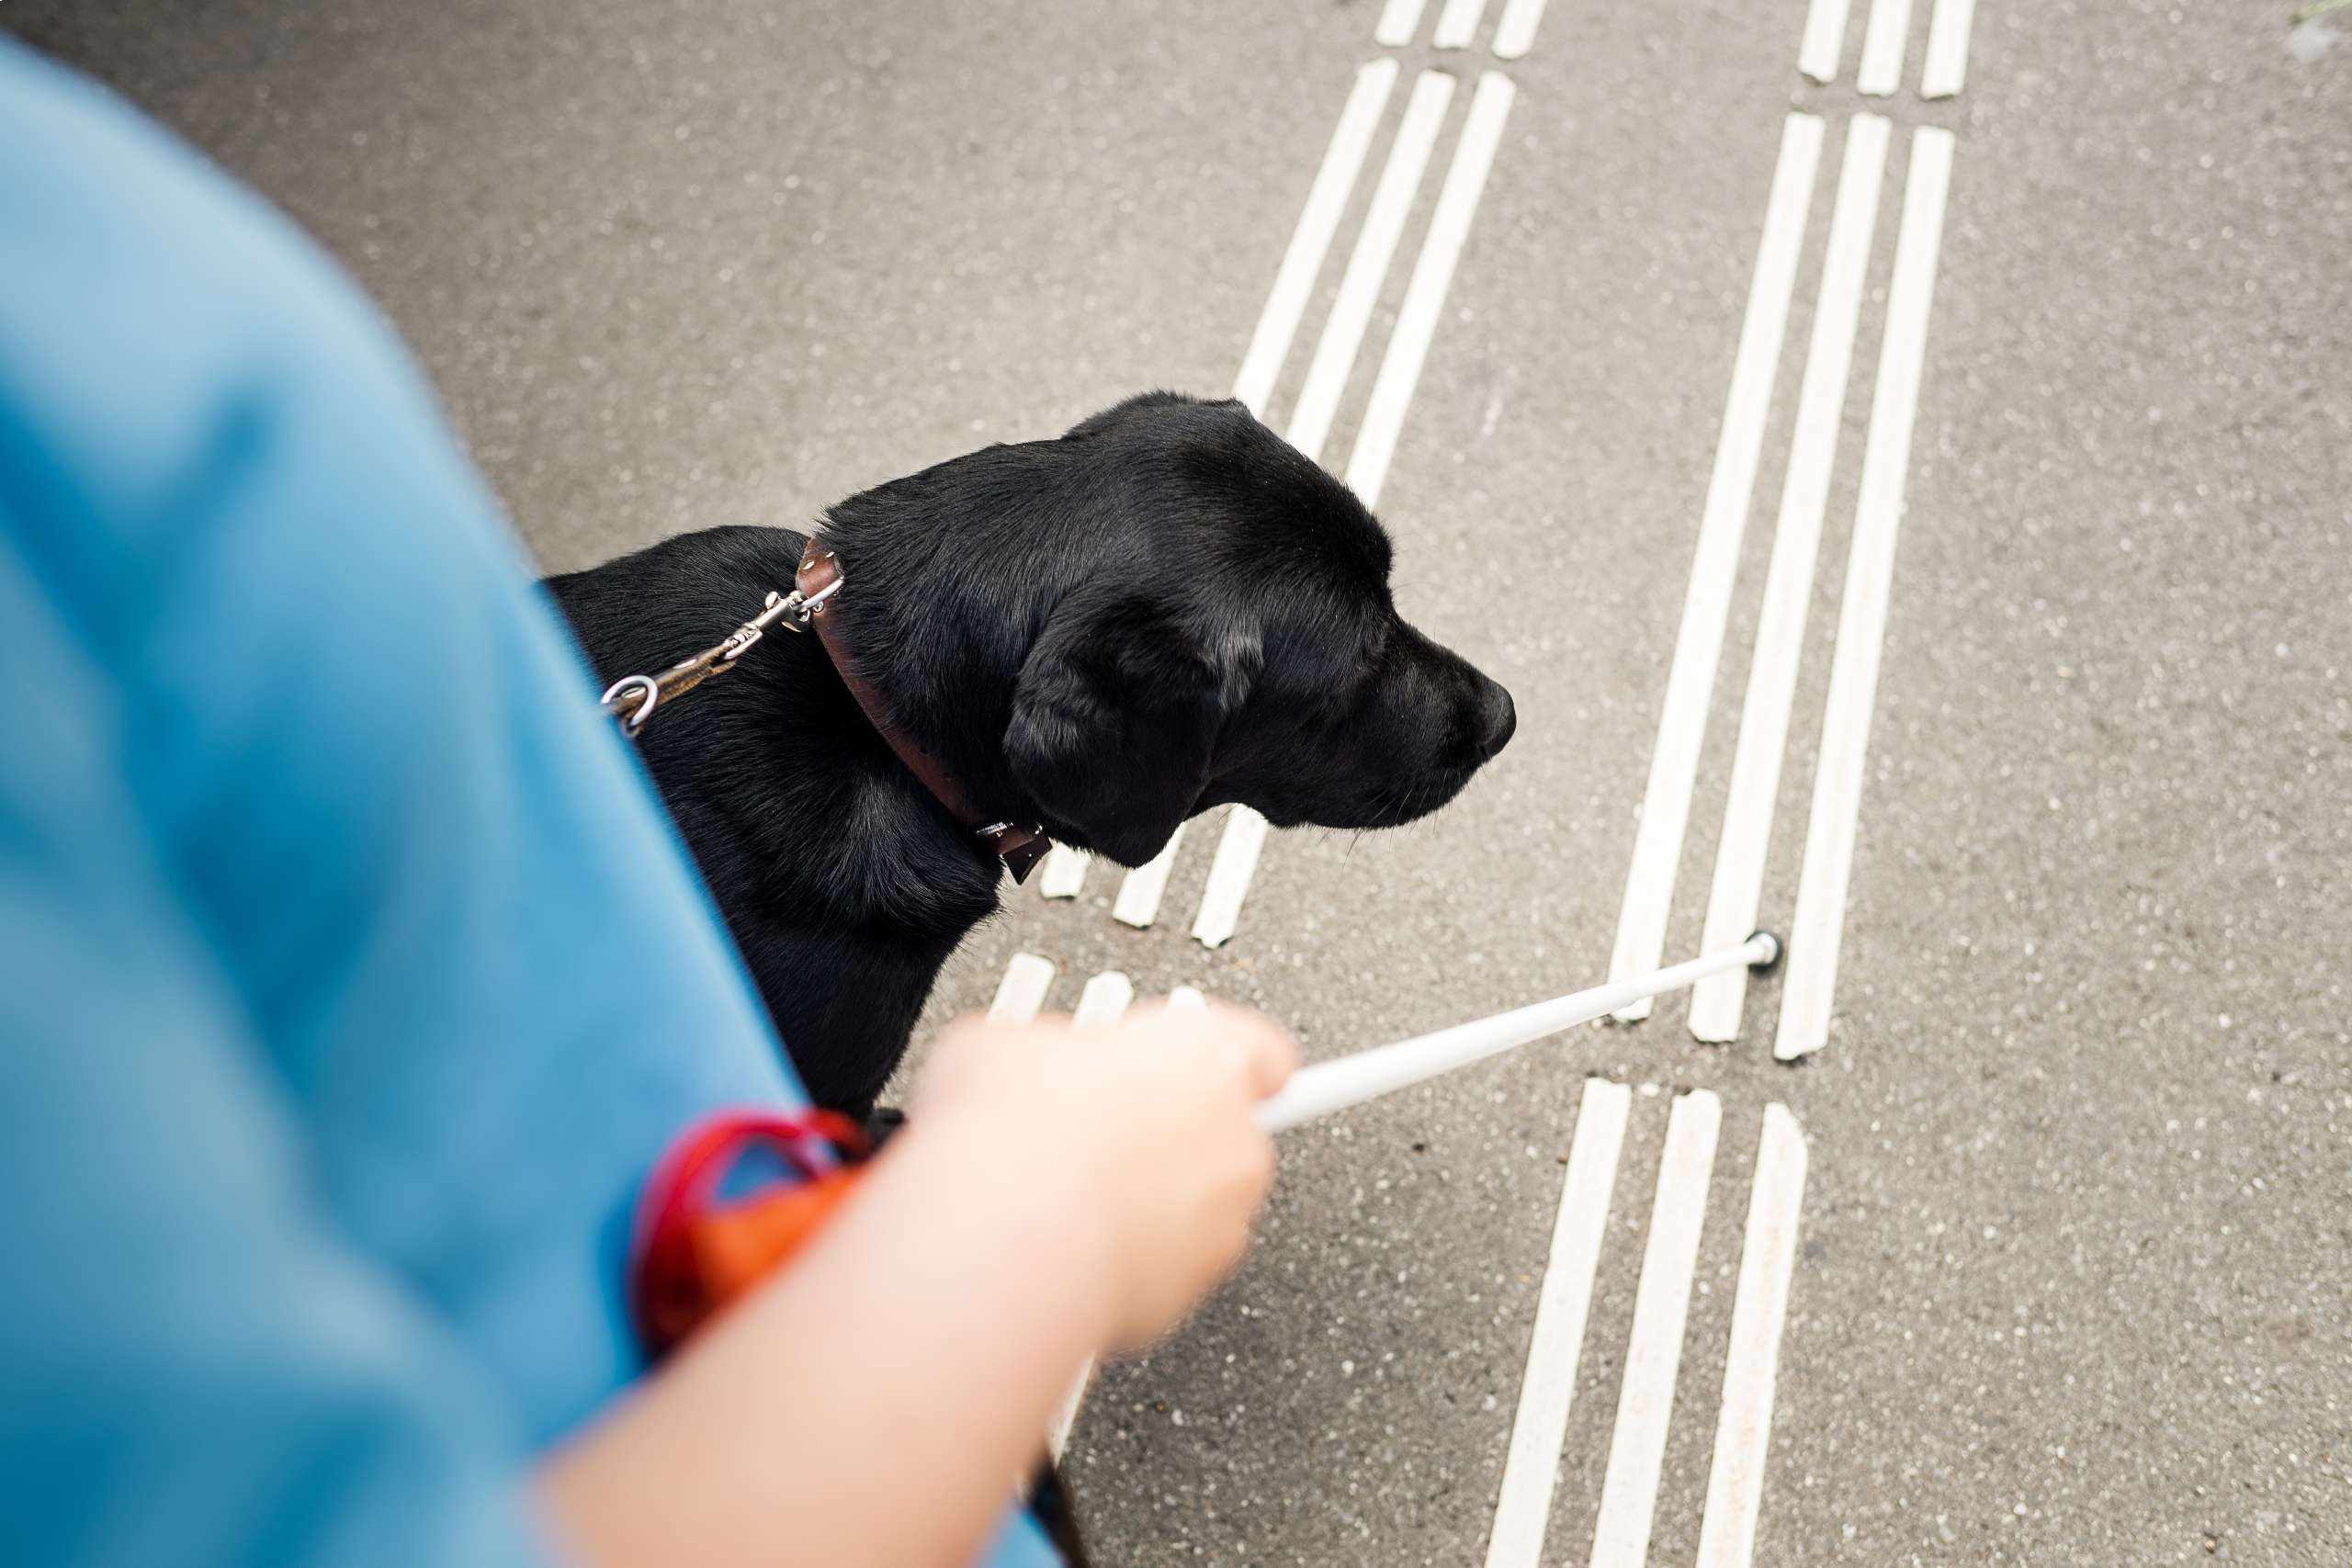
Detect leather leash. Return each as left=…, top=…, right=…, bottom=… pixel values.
left=597, top=536, right=1052, bottom=884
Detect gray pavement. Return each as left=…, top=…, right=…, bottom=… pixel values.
left=10, top=1, right=2346, bottom=1562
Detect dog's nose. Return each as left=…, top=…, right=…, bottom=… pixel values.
left=1473, top=678, right=1516, bottom=761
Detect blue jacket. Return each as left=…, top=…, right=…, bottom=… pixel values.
left=0, top=39, right=1055, bottom=1568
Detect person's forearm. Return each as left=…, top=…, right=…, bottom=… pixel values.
left=539, top=1115, right=1112, bottom=1568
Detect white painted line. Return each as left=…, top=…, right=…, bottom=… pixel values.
left=1119, top=62, right=1400, bottom=934
left=1194, top=71, right=1515, bottom=948
left=1856, top=0, right=1916, bottom=96
left=1336, top=69, right=1514, bottom=510
left=1037, top=844, right=1089, bottom=900
left=1587, top=1089, right=1724, bottom=1568
left=1343, top=70, right=1518, bottom=511
left=1191, top=806, right=1269, bottom=949
left=1233, top=60, right=1401, bottom=417
left=1797, top=0, right=1855, bottom=84
left=1480, top=1080, right=1634, bottom=1568
left=1432, top=0, right=1492, bottom=51
left=1050, top=970, right=1136, bottom=1457
left=1073, top=970, right=1136, bottom=1028
left=1287, top=70, right=1458, bottom=466
left=1119, top=61, right=1403, bottom=934
left=1169, top=985, right=1208, bottom=1013
left=1606, top=114, right=1825, bottom=1022
left=1919, top=0, right=1979, bottom=99
left=1689, top=115, right=1891, bottom=1046
left=1490, top=0, right=1553, bottom=60
left=1113, top=828, right=1183, bottom=928
left=987, top=953, right=1057, bottom=1023
left=1375, top=0, right=1430, bottom=47
left=1693, top=1104, right=1810, bottom=1568
left=1775, top=127, right=1954, bottom=1062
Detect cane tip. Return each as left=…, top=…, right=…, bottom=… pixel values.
left=1747, top=931, right=1785, bottom=975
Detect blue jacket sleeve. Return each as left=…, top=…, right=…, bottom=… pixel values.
left=0, top=37, right=1061, bottom=1568
left=0, top=546, right=558, bottom=1568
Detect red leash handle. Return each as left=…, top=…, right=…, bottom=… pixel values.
left=629, top=1109, right=870, bottom=1358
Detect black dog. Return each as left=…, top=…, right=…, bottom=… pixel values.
left=545, top=391, right=1514, bottom=1115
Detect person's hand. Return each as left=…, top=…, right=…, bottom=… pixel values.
left=911, top=1000, right=1297, bottom=1352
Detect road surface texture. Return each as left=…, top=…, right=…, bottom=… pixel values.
left=10, top=2, right=2345, bottom=1562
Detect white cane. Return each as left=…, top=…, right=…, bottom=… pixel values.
left=1255, top=931, right=1784, bottom=1134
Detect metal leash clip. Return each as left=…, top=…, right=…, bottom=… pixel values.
left=602, top=577, right=840, bottom=738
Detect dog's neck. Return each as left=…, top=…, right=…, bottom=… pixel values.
left=794, top=538, right=1049, bottom=882
left=720, top=584, right=1012, bottom=938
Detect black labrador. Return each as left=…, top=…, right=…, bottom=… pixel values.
left=545, top=391, right=1514, bottom=1116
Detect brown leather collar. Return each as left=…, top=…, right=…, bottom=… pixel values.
left=793, top=536, right=1052, bottom=884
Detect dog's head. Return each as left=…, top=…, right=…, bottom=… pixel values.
left=825, top=391, right=1515, bottom=868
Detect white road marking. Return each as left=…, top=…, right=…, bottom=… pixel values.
left=1606, top=114, right=1824, bottom=1021
left=1797, top=0, right=1855, bottom=83
left=1856, top=0, right=1916, bottom=96
left=1919, top=0, right=1979, bottom=99
left=1118, top=61, right=1398, bottom=931
left=1192, top=71, right=1515, bottom=947
left=1433, top=0, right=1492, bottom=51
left=1159, top=73, right=1519, bottom=949
left=1191, top=807, right=1269, bottom=949
left=1490, top=0, right=1553, bottom=60
left=1689, top=114, right=1892, bottom=1045
left=1587, top=1089, right=1724, bottom=1567
left=1037, top=844, right=1090, bottom=900
left=1775, top=127, right=1954, bottom=1062
left=987, top=953, right=1057, bottom=1022
left=1287, top=70, right=1458, bottom=466
left=1051, top=970, right=1138, bottom=1458
left=1375, top=0, right=1430, bottom=47
left=1694, top=1104, right=1810, bottom=1568
left=1344, top=70, right=1518, bottom=511
left=1113, top=829, right=1182, bottom=927
left=1231, top=60, right=1401, bottom=417
left=1073, top=969, right=1136, bottom=1028
left=1169, top=985, right=1208, bottom=1013
left=1197, top=74, right=1518, bottom=949
left=1480, top=1079, right=1634, bottom=1568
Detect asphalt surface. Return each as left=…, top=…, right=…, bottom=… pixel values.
left=10, top=2, right=2346, bottom=1562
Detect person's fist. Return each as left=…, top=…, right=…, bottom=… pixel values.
left=914, top=1001, right=1296, bottom=1351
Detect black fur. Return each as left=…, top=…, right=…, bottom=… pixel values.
left=545, top=392, right=1514, bottom=1115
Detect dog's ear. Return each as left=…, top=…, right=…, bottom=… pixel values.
left=1003, top=593, right=1257, bottom=867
